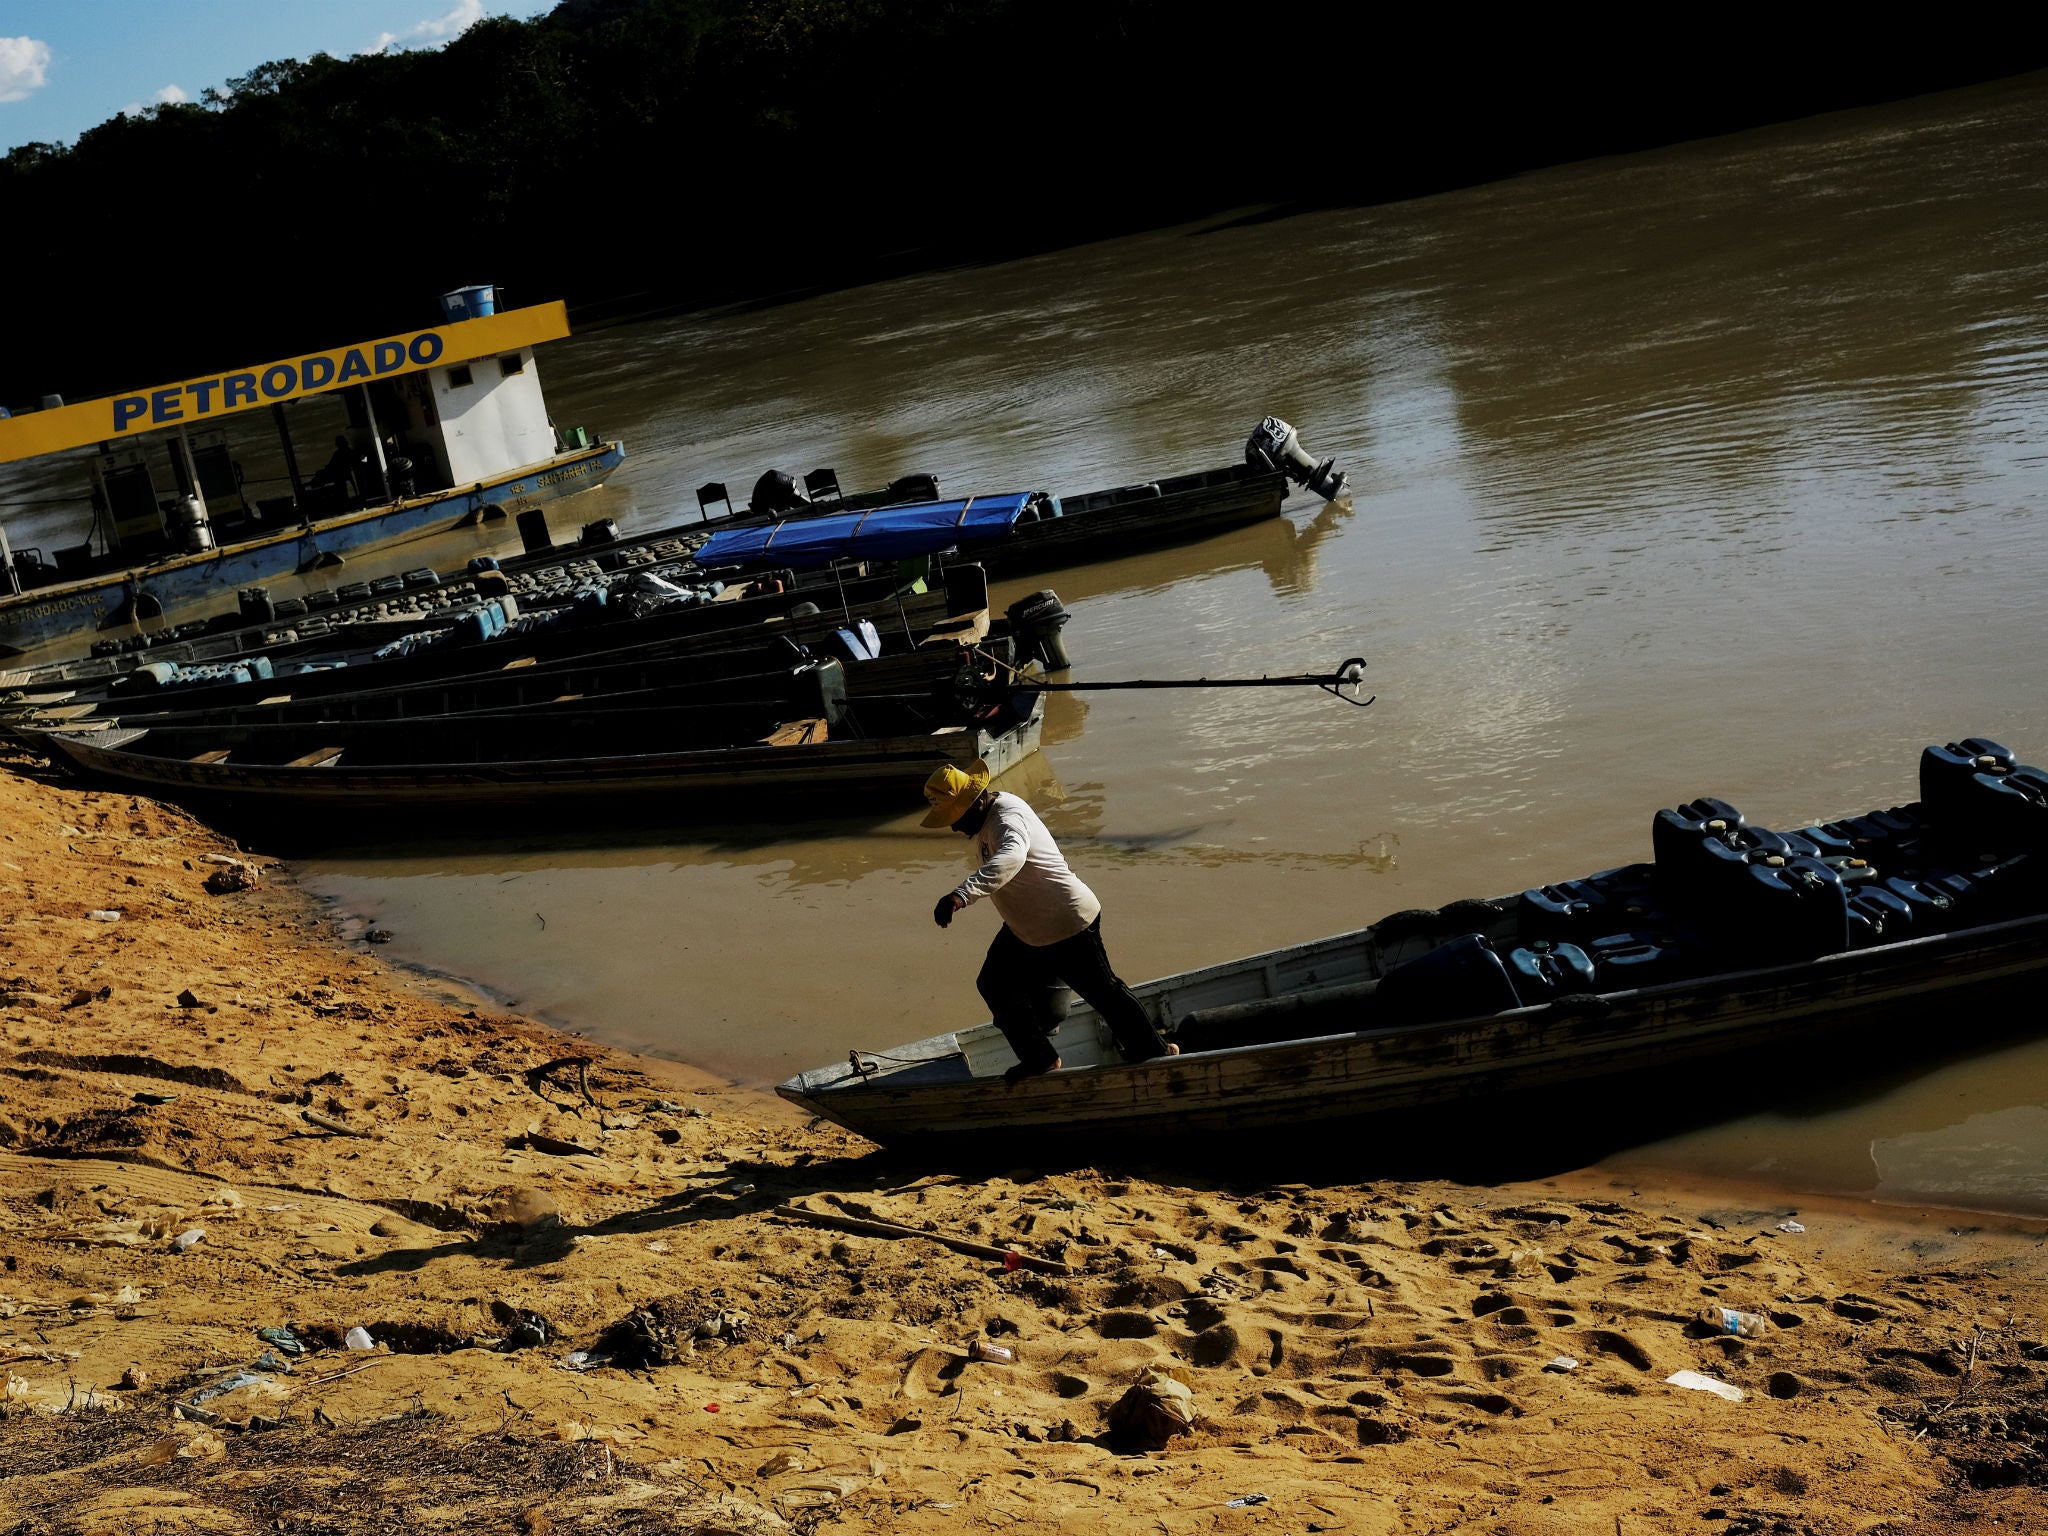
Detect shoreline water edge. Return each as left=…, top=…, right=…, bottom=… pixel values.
left=2, top=753, right=2044, bottom=1532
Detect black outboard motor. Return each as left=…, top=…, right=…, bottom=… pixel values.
left=1007, top=589, right=1073, bottom=670
left=887, top=472, right=942, bottom=503
left=750, top=469, right=811, bottom=515
left=1246, top=416, right=1348, bottom=501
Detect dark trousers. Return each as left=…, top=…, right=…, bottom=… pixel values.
left=977, top=917, right=1169, bottom=1072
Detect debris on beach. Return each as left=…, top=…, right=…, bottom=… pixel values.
left=1106, top=1366, right=1198, bottom=1450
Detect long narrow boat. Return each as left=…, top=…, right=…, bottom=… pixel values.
left=39, top=629, right=1004, bottom=734
left=4, top=565, right=988, bottom=723
left=778, top=736, right=2048, bottom=1146
left=95, top=652, right=851, bottom=730
left=691, top=418, right=1346, bottom=581
left=28, top=679, right=1046, bottom=828
left=975, top=463, right=1297, bottom=577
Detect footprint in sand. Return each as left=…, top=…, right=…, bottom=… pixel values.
left=1574, top=1328, right=1656, bottom=1372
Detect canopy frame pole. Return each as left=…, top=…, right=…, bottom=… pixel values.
left=0, top=523, right=17, bottom=595
left=271, top=403, right=308, bottom=524
left=175, top=424, right=208, bottom=524
left=359, top=385, right=392, bottom=502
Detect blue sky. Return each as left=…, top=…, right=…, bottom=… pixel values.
left=0, top=0, right=555, bottom=152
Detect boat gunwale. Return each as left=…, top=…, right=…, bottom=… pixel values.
left=28, top=692, right=1046, bottom=805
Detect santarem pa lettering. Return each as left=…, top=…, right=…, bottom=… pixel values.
left=112, top=332, right=449, bottom=432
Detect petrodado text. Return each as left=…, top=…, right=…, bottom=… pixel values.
left=112, top=332, right=449, bottom=432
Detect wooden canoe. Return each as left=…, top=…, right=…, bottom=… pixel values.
left=6, top=575, right=974, bottom=724
left=779, top=793, right=2048, bottom=1147
left=37, top=620, right=1012, bottom=734
left=971, top=464, right=1289, bottom=576
left=30, top=682, right=1045, bottom=825
left=693, top=465, right=1290, bottom=581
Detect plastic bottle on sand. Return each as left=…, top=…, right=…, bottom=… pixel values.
left=1700, top=1306, right=1771, bottom=1339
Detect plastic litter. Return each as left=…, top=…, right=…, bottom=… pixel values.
left=255, top=1327, right=307, bottom=1357
left=1106, top=1366, right=1197, bottom=1450
left=968, top=1341, right=1016, bottom=1365
left=557, top=1350, right=614, bottom=1372
left=1700, top=1306, right=1772, bottom=1339
left=1666, top=1369, right=1744, bottom=1402
left=343, top=1327, right=375, bottom=1351
left=183, top=1371, right=261, bottom=1408
left=173, top=1229, right=205, bottom=1252
left=1776, top=1218, right=1806, bottom=1234
left=1226, top=1494, right=1270, bottom=1508
left=87, top=910, right=121, bottom=922
left=696, top=1307, right=751, bottom=1341
left=250, top=1351, right=293, bottom=1375
left=489, top=1301, right=549, bottom=1350
left=1544, top=1356, right=1580, bottom=1372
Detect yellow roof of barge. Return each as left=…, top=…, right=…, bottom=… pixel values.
left=0, top=301, right=572, bottom=466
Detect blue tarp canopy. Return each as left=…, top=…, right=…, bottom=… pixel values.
left=693, top=492, right=1047, bottom=571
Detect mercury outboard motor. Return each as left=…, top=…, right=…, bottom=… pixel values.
left=1007, top=589, right=1073, bottom=670
left=1246, top=417, right=1348, bottom=501
left=750, top=469, right=811, bottom=515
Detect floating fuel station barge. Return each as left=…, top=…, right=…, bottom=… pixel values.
left=0, top=292, right=624, bottom=658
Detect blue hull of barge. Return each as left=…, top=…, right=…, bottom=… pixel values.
left=0, top=442, right=625, bottom=658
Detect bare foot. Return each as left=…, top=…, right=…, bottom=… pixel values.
left=1166, top=1043, right=1180, bottom=1056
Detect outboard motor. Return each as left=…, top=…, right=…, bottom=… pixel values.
left=887, top=472, right=942, bottom=504
left=1007, top=589, right=1073, bottom=670
left=1246, top=417, right=1347, bottom=501
left=750, top=469, right=811, bottom=516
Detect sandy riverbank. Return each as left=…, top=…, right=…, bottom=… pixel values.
left=2, top=742, right=2045, bottom=1535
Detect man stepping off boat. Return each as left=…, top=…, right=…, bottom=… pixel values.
left=924, top=759, right=1179, bottom=1084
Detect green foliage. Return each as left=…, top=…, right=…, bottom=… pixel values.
left=0, top=3, right=2033, bottom=402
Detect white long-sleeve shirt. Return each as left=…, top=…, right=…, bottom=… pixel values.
left=951, top=792, right=1101, bottom=946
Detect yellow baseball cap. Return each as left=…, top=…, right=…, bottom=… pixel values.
left=921, top=758, right=992, bottom=828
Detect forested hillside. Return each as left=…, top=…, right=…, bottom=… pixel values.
left=0, top=0, right=2034, bottom=402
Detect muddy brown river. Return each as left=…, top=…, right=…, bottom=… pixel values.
left=59, top=76, right=2048, bottom=1211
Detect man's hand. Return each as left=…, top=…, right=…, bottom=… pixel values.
left=933, top=892, right=965, bottom=929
